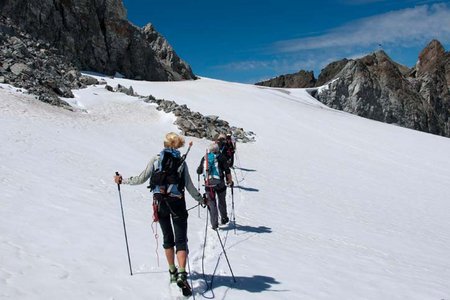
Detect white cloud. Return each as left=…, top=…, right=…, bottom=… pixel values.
left=213, top=60, right=271, bottom=71
left=214, top=57, right=321, bottom=74
left=274, top=3, right=450, bottom=53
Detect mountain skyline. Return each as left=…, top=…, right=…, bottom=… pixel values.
left=123, top=0, right=450, bottom=83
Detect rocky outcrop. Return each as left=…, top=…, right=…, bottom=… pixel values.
left=0, top=0, right=195, bottom=81
left=316, top=51, right=432, bottom=133
left=256, top=70, right=316, bottom=88
left=107, top=84, right=256, bottom=142
left=255, top=40, right=450, bottom=138
left=316, top=59, right=348, bottom=86
left=316, top=42, right=450, bottom=137
left=0, top=16, right=100, bottom=108
left=142, top=24, right=195, bottom=81
left=409, top=40, right=450, bottom=136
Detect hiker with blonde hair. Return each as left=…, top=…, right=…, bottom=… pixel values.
left=114, top=132, right=204, bottom=296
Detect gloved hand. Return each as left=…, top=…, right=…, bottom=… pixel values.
left=114, top=173, right=122, bottom=184
left=196, top=165, right=203, bottom=175
left=200, top=193, right=208, bottom=207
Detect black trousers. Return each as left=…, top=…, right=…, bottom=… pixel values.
left=155, top=194, right=188, bottom=252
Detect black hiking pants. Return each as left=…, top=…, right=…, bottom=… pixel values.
left=155, top=194, right=188, bottom=252
left=206, top=181, right=228, bottom=229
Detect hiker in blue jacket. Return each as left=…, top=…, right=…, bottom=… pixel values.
left=197, top=142, right=233, bottom=230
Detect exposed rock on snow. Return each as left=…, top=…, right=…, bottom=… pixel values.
left=0, top=16, right=99, bottom=108
left=107, top=84, right=256, bottom=142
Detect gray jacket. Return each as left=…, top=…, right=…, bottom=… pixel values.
left=123, top=154, right=203, bottom=202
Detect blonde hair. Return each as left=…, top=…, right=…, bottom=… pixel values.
left=164, top=132, right=185, bottom=149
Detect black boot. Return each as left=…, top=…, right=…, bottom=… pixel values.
left=169, top=268, right=178, bottom=283
left=177, top=271, right=192, bottom=296
left=221, top=216, right=229, bottom=225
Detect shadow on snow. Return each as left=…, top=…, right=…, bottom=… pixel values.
left=232, top=167, right=256, bottom=172
left=190, top=272, right=287, bottom=294
left=234, top=185, right=259, bottom=192
left=220, top=224, right=272, bottom=234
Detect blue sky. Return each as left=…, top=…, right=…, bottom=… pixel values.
left=122, top=0, right=450, bottom=83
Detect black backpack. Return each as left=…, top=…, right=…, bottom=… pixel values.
left=148, top=152, right=185, bottom=193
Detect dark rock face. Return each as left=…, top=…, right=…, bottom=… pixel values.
left=0, top=16, right=99, bottom=108
left=256, top=70, right=316, bottom=88
left=411, top=40, right=450, bottom=136
left=316, top=51, right=431, bottom=132
left=255, top=40, right=450, bottom=138
left=0, top=0, right=195, bottom=81
left=316, top=42, right=450, bottom=137
left=316, top=59, right=348, bottom=86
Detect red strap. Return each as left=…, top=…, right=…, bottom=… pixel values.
left=151, top=221, right=160, bottom=267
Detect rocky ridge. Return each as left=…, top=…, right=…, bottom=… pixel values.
left=256, top=70, right=316, bottom=88
left=0, top=0, right=195, bottom=81
left=256, top=40, right=450, bottom=138
left=106, top=84, right=256, bottom=142
left=0, top=16, right=100, bottom=108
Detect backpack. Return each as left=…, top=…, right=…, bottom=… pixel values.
left=149, top=150, right=185, bottom=194
left=220, top=139, right=234, bottom=160
left=204, top=152, right=221, bottom=181
left=225, top=138, right=235, bottom=157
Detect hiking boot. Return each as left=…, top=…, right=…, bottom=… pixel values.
left=176, top=271, right=192, bottom=296
left=176, top=271, right=188, bottom=287
left=221, top=216, right=229, bottom=225
left=169, top=268, right=178, bottom=283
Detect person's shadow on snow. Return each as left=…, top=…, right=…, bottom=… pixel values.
left=220, top=224, right=272, bottom=234
left=233, top=167, right=256, bottom=172
left=191, top=272, right=287, bottom=294
left=234, top=185, right=259, bottom=192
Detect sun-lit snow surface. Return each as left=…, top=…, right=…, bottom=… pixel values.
left=1, top=76, right=450, bottom=300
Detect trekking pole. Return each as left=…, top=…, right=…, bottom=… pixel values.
left=197, top=174, right=201, bottom=218
left=215, top=229, right=236, bottom=283
left=187, top=204, right=200, bottom=211
left=232, top=168, right=240, bottom=184
left=115, top=172, right=133, bottom=276
left=186, top=248, right=196, bottom=300
left=231, top=185, right=236, bottom=234
left=202, top=207, right=209, bottom=276
left=235, top=150, right=245, bottom=181
left=182, top=141, right=193, bottom=160
left=176, top=140, right=193, bottom=177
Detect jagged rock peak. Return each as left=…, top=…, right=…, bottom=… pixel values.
left=316, top=59, right=348, bottom=86
left=416, top=39, right=447, bottom=76
left=252, top=39, right=449, bottom=138
left=0, top=0, right=196, bottom=81
left=315, top=40, right=450, bottom=138
left=141, top=23, right=196, bottom=81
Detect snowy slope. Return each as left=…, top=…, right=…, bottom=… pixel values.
left=1, top=77, right=450, bottom=300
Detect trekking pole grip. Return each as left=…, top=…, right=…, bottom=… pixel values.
left=115, top=171, right=122, bottom=190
